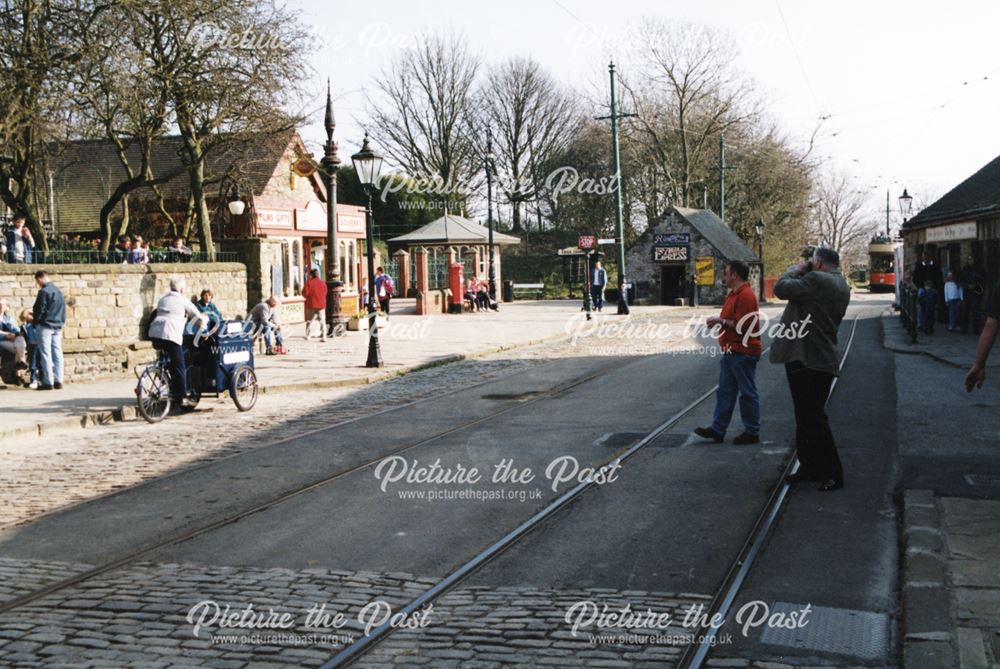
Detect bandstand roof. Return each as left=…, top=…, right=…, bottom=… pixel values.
left=388, top=214, right=522, bottom=246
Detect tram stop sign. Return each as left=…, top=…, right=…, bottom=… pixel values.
left=578, top=235, right=597, bottom=250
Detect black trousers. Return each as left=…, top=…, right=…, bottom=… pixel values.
left=785, top=362, right=843, bottom=482
left=378, top=298, right=391, bottom=315
left=152, top=338, right=188, bottom=399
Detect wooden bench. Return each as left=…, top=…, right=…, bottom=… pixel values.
left=511, top=283, right=545, bottom=301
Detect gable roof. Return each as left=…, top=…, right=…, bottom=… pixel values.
left=52, top=130, right=299, bottom=233
left=665, top=206, right=760, bottom=262
left=388, top=213, right=521, bottom=246
left=903, top=153, right=1000, bottom=230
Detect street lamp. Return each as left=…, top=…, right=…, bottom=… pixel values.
left=351, top=132, right=384, bottom=368
left=485, top=128, right=497, bottom=306
left=898, top=188, right=913, bottom=230
left=755, top=218, right=765, bottom=300
left=321, top=81, right=345, bottom=337
left=227, top=191, right=245, bottom=216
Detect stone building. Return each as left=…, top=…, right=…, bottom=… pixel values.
left=901, top=153, right=1000, bottom=295
left=625, top=206, right=761, bottom=305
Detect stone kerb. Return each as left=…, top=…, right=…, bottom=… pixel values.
left=0, top=262, right=247, bottom=380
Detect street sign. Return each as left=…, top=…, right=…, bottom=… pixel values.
left=578, top=235, right=596, bottom=250
left=597, top=238, right=616, bottom=245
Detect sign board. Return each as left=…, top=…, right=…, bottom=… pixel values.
left=598, top=238, right=616, bottom=245
left=652, top=245, right=689, bottom=262
left=696, top=256, right=715, bottom=285
left=925, top=221, right=977, bottom=243
left=653, top=233, right=690, bottom=245
left=578, top=235, right=597, bottom=250
left=258, top=208, right=293, bottom=230
left=338, top=212, right=365, bottom=234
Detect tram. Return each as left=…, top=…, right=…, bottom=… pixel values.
left=868, top=234, right=901, bottom=293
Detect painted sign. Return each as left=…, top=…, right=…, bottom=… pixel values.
left=257, top=208, right=293, bottom=229
left=925, top=221, right=977, bottom=243
left=578, top=235, right=597, bottom=250
left=653, top=233, right=690, bottom=245
left=295, top=201, right=326, bottom=231
left=338, top=212, right=365, bottom=234
left=652, top=245, right=689, bottom=262
left=696, top=256, right=715, bottom=285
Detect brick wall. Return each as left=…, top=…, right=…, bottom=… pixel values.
left=0, top=263, right=246, bottom=381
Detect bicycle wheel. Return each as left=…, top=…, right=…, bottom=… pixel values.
left=136, top=366, right=172, bottom=423
left=229, top=365, right=258, bottom=411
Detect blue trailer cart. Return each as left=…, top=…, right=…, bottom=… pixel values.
left=135, top=320, right=259, bottom=423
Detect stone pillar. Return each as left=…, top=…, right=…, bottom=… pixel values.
left=394, top=249, right=410, bottom=297
left=414, top=247, right=429, bottom=315
left=447, top=247, right=457, bottom=266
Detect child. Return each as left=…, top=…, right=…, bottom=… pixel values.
left=18, top=308, right=40, bottom=388
left=917, top=280, right=939, bottom=335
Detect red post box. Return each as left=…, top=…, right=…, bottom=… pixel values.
left=448, top=262, right=464, bottom=313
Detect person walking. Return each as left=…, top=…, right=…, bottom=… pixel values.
left=771, top=247, right=851, bottom=492
left=32, top=270, right=66, bottom=390
left=693, top=261, right=763, bottom=445
left=944, top=271, right=963, bottom=332
left=374, top=267, right=394, bottom=316
left=591, top=260, right=607, bottom=312
left=301, top=268, right=328, bottom=341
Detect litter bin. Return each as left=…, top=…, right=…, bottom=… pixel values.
left=502, top=280, right=514, bottom=303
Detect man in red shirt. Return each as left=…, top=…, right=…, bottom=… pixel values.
left=694, top=260, right=763, bottom=444
left=301, top=268, right=329, bottom=342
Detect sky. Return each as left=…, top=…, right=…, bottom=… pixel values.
left=283, top=0, right=1000, bottom=221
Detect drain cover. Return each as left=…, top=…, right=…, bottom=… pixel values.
left=481, top=392, right=542, bottom=401
left=758, top=602, right=890, bottom=661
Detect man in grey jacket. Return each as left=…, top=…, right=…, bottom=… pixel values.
left=770, top=247, right=851, bottom=491
left=32, top=270, right=66, bottom=390
left=148, top=276, right=206, bottom=407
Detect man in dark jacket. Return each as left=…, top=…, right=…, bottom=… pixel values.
left=770, top=247, right=851, bottom=491
left=32, top=270, right=66, bottom=390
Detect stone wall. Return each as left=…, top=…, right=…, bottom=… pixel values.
left=0, top=263, right=246, bottom=381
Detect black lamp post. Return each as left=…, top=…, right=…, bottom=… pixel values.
left=485, top=128, right=497, bottom=305
left=898, top=188, right=913, bottom=230
left=321, top=81, right=345, bottom=336
left=755, top=218, right=765, bottom=300
left=351, top=132, right=384, bottom=368
left=225, top=190, right=244, bottom=241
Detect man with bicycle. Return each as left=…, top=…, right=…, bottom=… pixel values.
left=148, top=276, right=206, bottom=408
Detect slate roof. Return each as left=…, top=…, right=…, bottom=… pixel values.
left=388, top=213, right=521, bottom=246
left=666, top=206, right=760, bottom=263
left=903, top=153, right=1000, bottom=230
left=52, top=130, right=297, bottom=233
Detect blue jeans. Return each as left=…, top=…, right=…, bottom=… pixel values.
left=590, top=285, right=604, bottom=310
left=38, top=326, right=64, bottom=386
left=947, top=299, right=961, bottom=330
left=711, top=352, right=761, bottom=436
left=261, top=322, right=284, bottom=349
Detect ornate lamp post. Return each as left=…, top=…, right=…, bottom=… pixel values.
left=898, top=188, right=913, bottom=230
left=755, top=218, right=765, bottom=300
left=351, top=132, right=385, bottom=368
left=225, top=190, right=244, bottom=240
left=321, top=82, right=345, bottom=336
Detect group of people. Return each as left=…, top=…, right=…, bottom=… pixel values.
left=913, top=253, right=985, bottom=335
left=463, top=276, right=493, bottom=312
left=0, top=270, right=67, bottom=390
left=114, top=235, right=194, bottom=264
left=694, top=247, right=852, bottom=493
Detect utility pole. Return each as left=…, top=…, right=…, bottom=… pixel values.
left=595, top=61, right=636, bottom=316
left=885, top=189, right=891, bottom=237
left=719, top=135, right=726, bottom=224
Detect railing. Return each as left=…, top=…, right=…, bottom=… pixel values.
left=899, top=282, right=918, bottom=344
left=1, top=250, right=239, bottom=264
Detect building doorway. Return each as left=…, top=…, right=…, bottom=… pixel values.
left=660, top=265, right=686, bottom=304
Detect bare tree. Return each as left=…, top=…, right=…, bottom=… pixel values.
left=367, top=31, right=480, bottom=204
left=477, top=57, right=580, bottom=232
left=138, top=0, right=313, bottom=258
left=619, top=18, right=761, bottom=209
left=0, top=0, right=87, bottom=251
left=811, top=171, right=878, bottom=264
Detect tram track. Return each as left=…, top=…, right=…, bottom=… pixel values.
left=0, top=348, right=665, bottom=615
left=317, top=311, right=863, bottom=669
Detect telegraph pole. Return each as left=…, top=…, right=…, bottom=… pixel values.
left=596, top=61, right=636, bottom=315
left=719, top=135, right=726, bottom=224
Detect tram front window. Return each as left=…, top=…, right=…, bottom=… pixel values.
left=870, top=254, right=894, bottom=273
